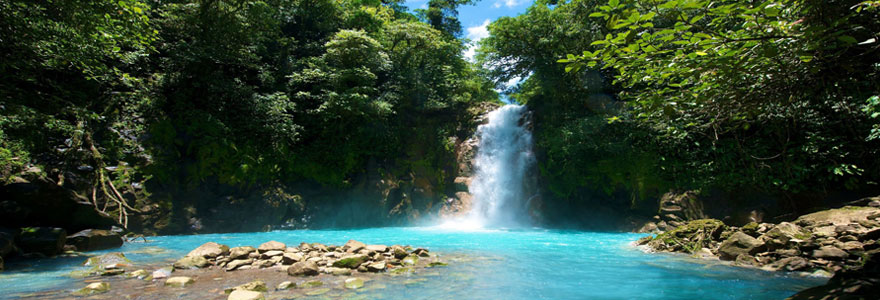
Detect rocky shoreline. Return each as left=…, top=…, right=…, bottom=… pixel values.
left=54, top=239, right=447, bottom=299
left=635, top=203, right=880, bottom=299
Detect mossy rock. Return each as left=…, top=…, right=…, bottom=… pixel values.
left=305, top=288, right=331, bottom=296
left=401, top=255, right=419, bottom=266
left=83, top=252, right=131, bottom=267
left=647, top=219, right=726, bottom=253
left=301, top=280, right=323, bottom=288
left=72, top=282, right=110, bottom=296
left=427, top=262, right=448, bottom=267
left=344, top=277, right=364, bottom=289
left=389, top=267, right=414, bottom=275
left=332, top=254, right=368, bottom=269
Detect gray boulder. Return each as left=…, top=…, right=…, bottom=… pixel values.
left=718, top=232, right=765, bottom=261
left=187, top=242, right=229, bottom=258
left=287, top=261, right=319, bottom=276
left=66, top=229, right=123, bottom=251
left=812, top=246, right=849, bottom=260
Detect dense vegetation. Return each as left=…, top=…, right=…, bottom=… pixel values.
left=0, top=0, right=497, bottom=232
left=480, top=0, right=880, bottom=222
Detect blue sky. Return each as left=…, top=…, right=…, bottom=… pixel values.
left=403, top=0, right=534, bottom=59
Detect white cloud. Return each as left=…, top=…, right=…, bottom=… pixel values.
left=493, top=0, right=522, bottom=8
left=464, top=19, right=491, bottom=62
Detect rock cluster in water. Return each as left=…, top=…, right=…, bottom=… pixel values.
left=173, top=239, right=435, bottom=276
left=637, top=205, right=880, bottom=298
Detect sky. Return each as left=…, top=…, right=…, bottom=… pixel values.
left=403, top=0, right=535, bottom=60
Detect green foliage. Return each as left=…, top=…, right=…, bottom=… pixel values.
left=559, top=0, right=880, bottom=196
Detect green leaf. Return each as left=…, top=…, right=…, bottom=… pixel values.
left=609, top=0, right=620, bottom=8
left=838, top=35, right=858, bottom=44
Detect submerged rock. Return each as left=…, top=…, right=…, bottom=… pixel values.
left=73, top=282, right=110, bottom=296
left=165, top=276, right=194, bottom=287
left=84, top=252, right=131, bottom=267
left=276, top=281, right=295, bottom=290
left=344, top=277, right=365, bottom=289
left=225, top=280, right=267, bottom=294
left=227, top=290, right=265, bottom=300
left=305, top=288, right=330, bottom=296
left=152, top=266, right=173, bottom=279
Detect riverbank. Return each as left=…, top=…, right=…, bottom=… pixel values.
left=636, top=201, right=880, bottom=299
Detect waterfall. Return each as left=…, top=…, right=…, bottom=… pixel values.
left=441, top=104, right=536, bottom=229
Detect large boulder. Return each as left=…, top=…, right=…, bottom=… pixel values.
left=287, top=261, right=319, bottom=276
left=812, top=246, right=849, bottom=260
left=66, top=229, right=123, bottom=251
left=795, top=206, right=880, bottom=227
left=646, top=219, right=726, bottom=253
left=758, top=222, right=810, bottom=250
left=789, top=249, right=880, bottom=299
left=84, top=252, right=131, bottom=267
left=718, top=232, right=765, bottom=261
left=18, top=227, right=66, bottom=256
left=343, top=240, right=366, bottom=253
left=187, top=242, right=229, bottom=258
left=229, top=246, right=256, bottom=259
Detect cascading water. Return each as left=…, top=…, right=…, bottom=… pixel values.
left=441, top=104, right=536, bottom=229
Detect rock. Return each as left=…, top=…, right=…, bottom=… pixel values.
left=333, top=254, right=369, bottom=269
left=18, top=227, right=66, bottom=256
left=229, top=246, right=256, bottom=259
left=365, top=245, right=388, bottom=252
left=637, top=222, right=658, bottom=233
left=343, top=240, right=366, bottom=253
left=694, top=248, right=716, bottom=259
left=646, top=219, right=726, bottom=253
left=287, top=261, right=319, bottom=276
left=391, top=245, right=408, bottom=259
left=65, top=229, right=123, bottom=252
left=413, top=248, right=430, bottom=257
left=841, top=241, right=864, bottom=251
left=734, top=254, right=758, bottom=267
left=325, top=267, right=352, bottom=275
left=84, top=252, right=131, bottom=267
left=260, top=250, right=284, bottom=259
left=301, top=280, right=323, bottom=288
left=428, top=262, right=449, bottom=267
left=101, top=268, right=125, bottom=276
left=795, top=207, right=880, bottom=227
left=305, top=288, right=330, bottom=296
left=165, top=276, right=194, bottom=287
left=759, top=222, right=809, bottom=250
left=298, top=242, right=312, bottom=251
left=276, top=281, right=295, bottom=290
left=282, top=252, right=302, bottom=264
left=258, top=241, right=286, bottom=253
left=366, top=261, right=386, bottom=272
left=718, top=232, right=765, bottom=261
left=73, top=282, right=110, bottom=296
left=401, top=255, right=419, bottom=266
left=128, top=269, right=149, bottom=279
left=226, top=280, right=268, bottom=293
left=344, top=277, right=365, bottom=289
left=0, top=228, right=16, bottom=258
left=152, top=266, right=173, bottom=279
left=311, top=243, right=328, bottom=252
left=226, top=259, right=254, bottom=271
left=186, top=242, right=229, bottom=258
left=453, top=177, right=471, bottom=192
left=769, top=257, right=810, bottom=272
left=253, top=259, right=273, bottom=268
left=173, top=255, right=210, bottom=269
left=228, top=290, right=264, bottom=300
left=812, top=246, right=849, bottom=260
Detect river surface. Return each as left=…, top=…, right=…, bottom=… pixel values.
left=1, top=227, right=826, bottom=299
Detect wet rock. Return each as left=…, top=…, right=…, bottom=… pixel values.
left=344, top=277, right=365, bottom=289
left=391, top=245, right=408, bottom=259
left=287, top=261, right=319, bottom=276
left=227, top=290, right=264, bottom=300
left=343, top=240, right=366, bottom=253
left=401, top=255, right=419, bottom=266
left=187, top=242, right=229, bottom=258
left=127, top=269, right=149, bottom=279
left=66, top=229, right=123, bottom=251
left=165, top=276, right=194, bottom=287
left=734, top=254, right=758, bottom=267
left=302, top=280, right=323, bottom=288
left=226, top=280, right=268, bottom=293
left=305, top=288, right=330, bottom=296
left=152, top=266, right=173, bottom=279
left=18, top=227, right=66, bottom=256
left=257, top=241, right=285, bottom=253
left=413, top=248, right=430, bottom=257
left=325, top=267, right=352, bottom=275
left=72, top=282, right=110, bottom=296
left=84, top=252, right=131, bottom=267
left=332, top=254, right=369, bottom=269
left=229, top=246, right=256, bottom=259
left=812, top=246, right=849, bottom=260
left=366, top=261, right=387, bottom=272
left=718, top=231, right=765, bottom=261
left=276, top=281, right=295, bottom=290
left=101, top=268, right=125, bottom=276
left=646, top=219, right=726, bottom=253
left=226, top=259, right=254, bottom=271
left=173, top=255, right=210, bottom=269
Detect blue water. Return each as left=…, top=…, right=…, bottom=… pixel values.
left=0, top=227, right=826, bottom=299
